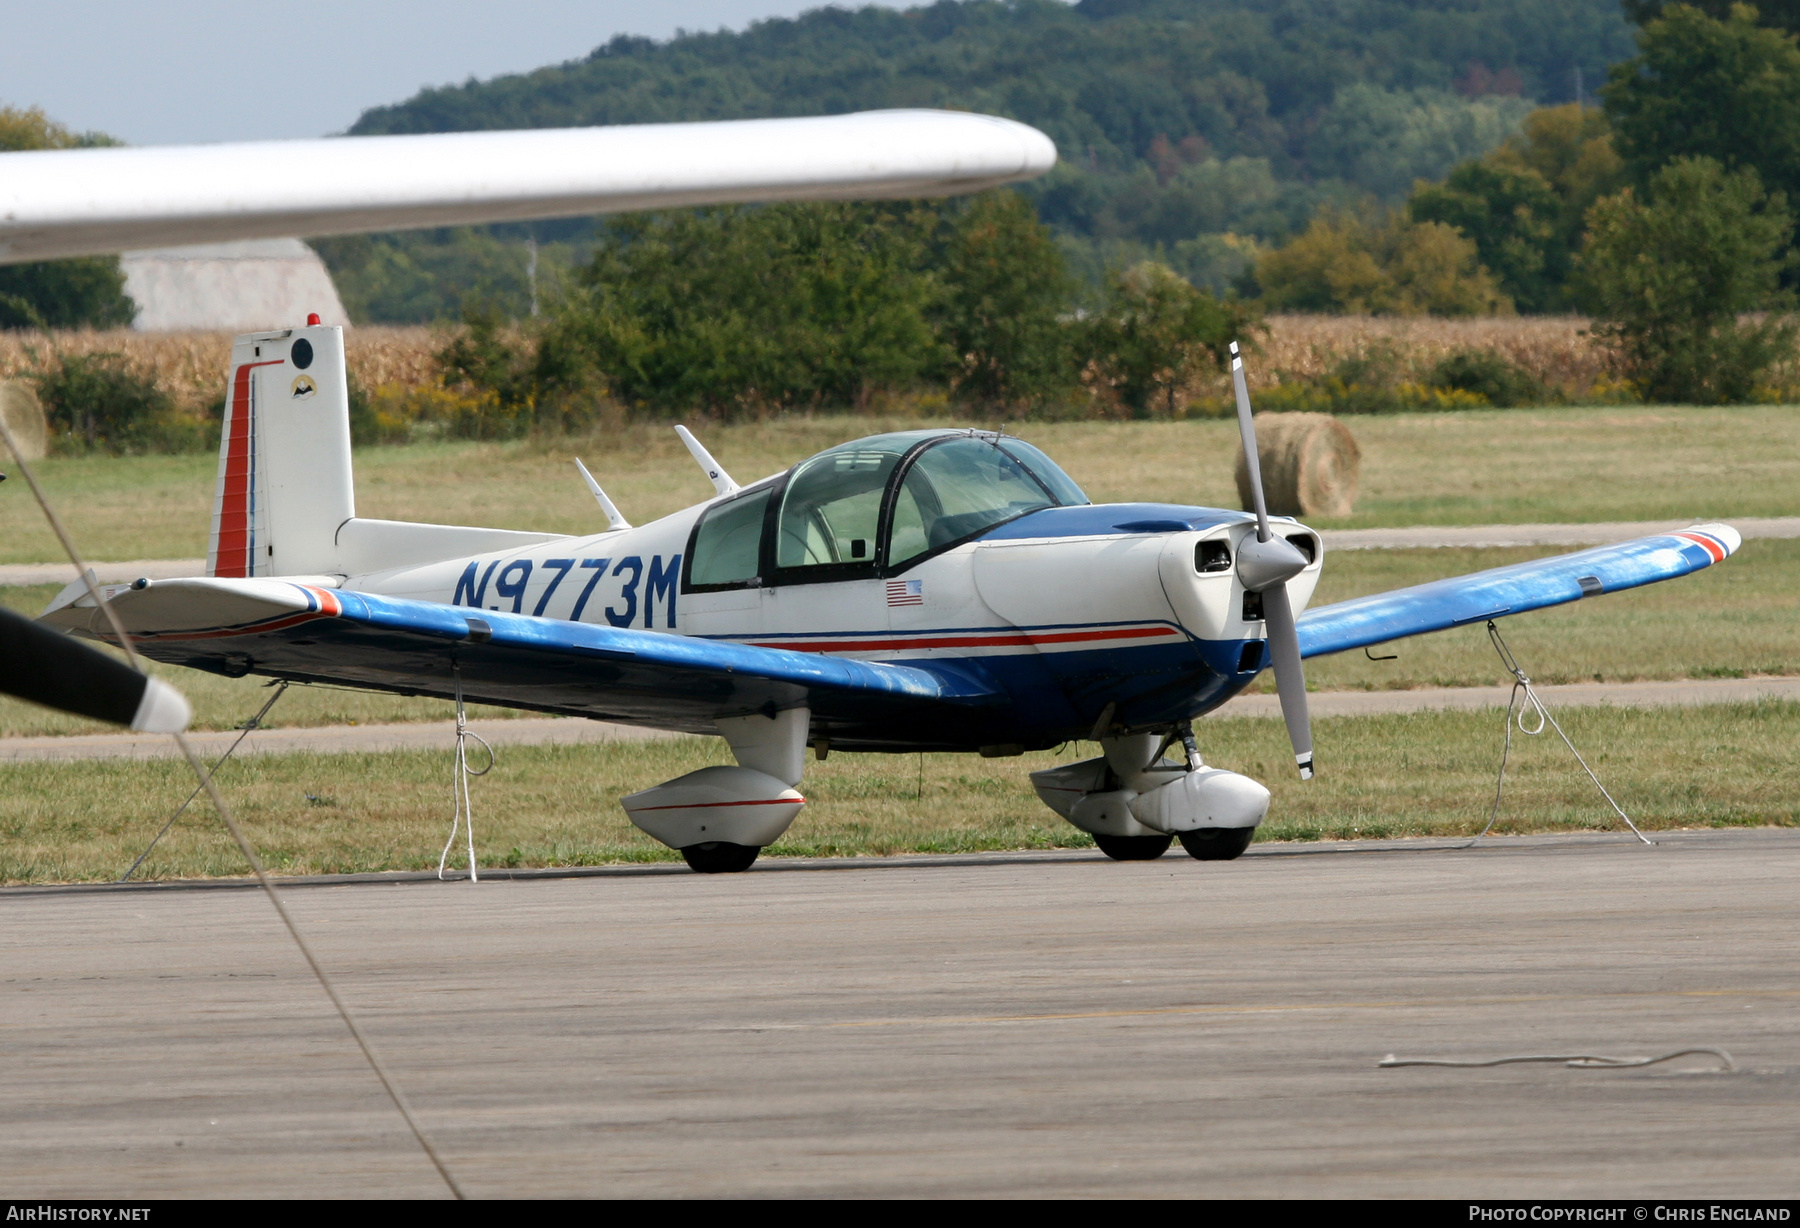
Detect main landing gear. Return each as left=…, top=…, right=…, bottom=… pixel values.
left=622, top=708, right=811, bottom=874
left=681, top=841, right=762, bottom=874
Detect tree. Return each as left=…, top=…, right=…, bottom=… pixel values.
left=548, top=202, right=944, bottom=416
left=1580, top=157, right=1795, bottom=402
left=1623, top=0, right=1800, bottom=31
left=1405, top=103, right=1624, bottom=312
left=31, top=352, right=179, bottom=453
left=1603, top=5, right=1800, bottom=205
left=1256, top=209, right=1511, bottom=316
left=937, top=191, right=1077, bottom=408
left=0, top=107, right=136, bottom=331
left=1082, top=261, right=1257, bottom=417
left=1410, top=162, right=1561, bottom=311
left=1255, top=212, right=1389, bottom=313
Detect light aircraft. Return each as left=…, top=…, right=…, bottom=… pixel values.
left=38, top=326, right=1739, bottom=870
left=8, top=110, right=1739, bottom=871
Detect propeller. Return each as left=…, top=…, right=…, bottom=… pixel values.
left=1229, top=341, right=1314, bottom=780
left=0, top=605, right=190, bottom=732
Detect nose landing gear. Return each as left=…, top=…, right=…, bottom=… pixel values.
left=1176, top=826, right=1254, bottom=861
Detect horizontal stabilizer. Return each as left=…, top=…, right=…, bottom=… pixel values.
left=336, top=519, right=570, bottom=577
left=1296, top=524, right=1740, bottom=659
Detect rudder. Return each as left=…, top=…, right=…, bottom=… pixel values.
left=207, top=322, right=354, bottom=578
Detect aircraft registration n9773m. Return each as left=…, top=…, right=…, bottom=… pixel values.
left=8, top=108, right=1739, bottom=872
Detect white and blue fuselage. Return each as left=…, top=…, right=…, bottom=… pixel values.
left=343, top=429, right=1322, bottom=752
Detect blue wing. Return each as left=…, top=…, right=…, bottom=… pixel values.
left=1296, top=524, right=1740, bottom=659
left=42, top=579, right=1003, bottom=750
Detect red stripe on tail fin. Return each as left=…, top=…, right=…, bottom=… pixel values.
left=211, top=360, right=283, bottom=578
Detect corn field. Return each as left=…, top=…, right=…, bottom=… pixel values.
left=2, top=316, right=1613, bottom=410
left=0, top=326, right=444, bottom=410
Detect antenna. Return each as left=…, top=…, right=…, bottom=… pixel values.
left=573, top=458, right=631, bottom=531
left=674, top=425, right=738, bottom=496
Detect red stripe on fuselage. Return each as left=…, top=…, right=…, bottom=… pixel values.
left=744, top=624, right=1182, bottom=654
left=212, top=360, right=284, bottom=578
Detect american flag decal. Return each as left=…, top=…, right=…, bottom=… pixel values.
left=886, top=579, right=924, bottom=607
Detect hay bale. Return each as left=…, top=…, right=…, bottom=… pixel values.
left=0, top=381, right=47, bottom=461
left=1234, top=412, right=1361, bottom=519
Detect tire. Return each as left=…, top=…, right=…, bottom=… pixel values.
left=680, top=841, right=761, bottom=873
left=1092, top=833, right=1173, bottom=861
left=1177, top=827, right=1255, bottom=861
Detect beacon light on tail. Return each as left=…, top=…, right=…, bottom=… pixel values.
left=39, top=321, right=1742, bottom=872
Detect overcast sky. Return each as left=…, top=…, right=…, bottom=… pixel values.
left=1, top=1, right=910, bottom=146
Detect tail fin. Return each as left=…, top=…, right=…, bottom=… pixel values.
left=207, top=323, right=354, bottom=578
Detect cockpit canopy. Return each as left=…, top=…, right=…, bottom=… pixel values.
left=686, top=429, right=1089, bottom=591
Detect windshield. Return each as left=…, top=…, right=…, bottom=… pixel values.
left=889, top=437, right=1059, bottom=567
left=997, top=439, right=1088, bottom=507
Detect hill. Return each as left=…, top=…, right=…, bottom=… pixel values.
left=324, top=0, right=1637, bottom=319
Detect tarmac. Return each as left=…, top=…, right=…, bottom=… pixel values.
left=1, top=829, right=1795, bottom=1198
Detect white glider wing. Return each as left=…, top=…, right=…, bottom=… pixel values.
left=0, top=110, right=1057, bottom=264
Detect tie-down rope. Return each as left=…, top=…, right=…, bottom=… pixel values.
left=119, top=680, right=289, bottom=882
left=1380, top=1048, right=1733, bottom=1071
left=438, top=667, right=493, bottom=882
left=1470, top=620, right=1652, bottom=847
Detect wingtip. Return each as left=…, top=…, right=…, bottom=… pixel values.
left=1689, top=522, right=1742, bottom=556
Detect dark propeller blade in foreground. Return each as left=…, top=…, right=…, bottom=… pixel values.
left=0, top=606, right=189, bottom=731
left=1229, top=341, right=1315, bottom=779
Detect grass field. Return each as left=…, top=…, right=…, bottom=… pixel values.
left=3, top=700, right=1791, bottom=884
left=3, top=405, right=1798, bottom=567
left=3, top=536, right=1793, bottom=737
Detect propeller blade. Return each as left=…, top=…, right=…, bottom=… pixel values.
left=0, top=607, right=190, bottom=732
left=1261, top=583, right=1314, bottom=779
left=1229, top=340, right=1270, bottom=543
left=1230, top=339, right=1313, bottom=779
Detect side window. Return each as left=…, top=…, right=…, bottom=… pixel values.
left=886, top=438, right=1055, bottom=566
left=774, top=447, right=898, bottom=574
left=687, top=486, right=770, bottom=589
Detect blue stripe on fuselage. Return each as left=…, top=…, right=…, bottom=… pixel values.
left=979, top=503, right=1257, bottom=542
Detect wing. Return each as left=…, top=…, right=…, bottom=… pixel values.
left=0, top=110, right=1056, bottom=264
left=40, top=578, right=1004, bottom=750
left=1296, top=524, right=1740, bottom=659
